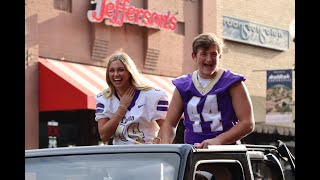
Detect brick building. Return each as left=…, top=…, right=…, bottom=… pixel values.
left=25, top=0, right=295, bottom=150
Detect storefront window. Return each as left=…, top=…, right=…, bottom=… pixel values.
left=39, top=110, right=99, bottom=148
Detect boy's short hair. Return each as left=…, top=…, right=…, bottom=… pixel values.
left=192, top=32, right=224, bottom=54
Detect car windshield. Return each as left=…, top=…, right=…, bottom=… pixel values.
left=26, top=152, right=181, bottom=180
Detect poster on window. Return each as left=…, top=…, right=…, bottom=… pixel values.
left=266, top=69, right=293, bottom=123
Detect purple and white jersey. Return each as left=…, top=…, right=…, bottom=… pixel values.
left=172, top=69, right=246, bottom=145
left=95, top=88, right=168, bottom=145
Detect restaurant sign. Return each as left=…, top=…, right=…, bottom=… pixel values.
left=88, top=0, right=177, bottom=30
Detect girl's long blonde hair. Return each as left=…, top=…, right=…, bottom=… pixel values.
left=102, top=49, right=153, bottom=98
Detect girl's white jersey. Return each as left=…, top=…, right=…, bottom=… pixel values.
left=95, top=88, right=168, bottom=145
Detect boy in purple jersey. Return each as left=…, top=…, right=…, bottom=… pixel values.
left=157, top=32, right=255, bottom=148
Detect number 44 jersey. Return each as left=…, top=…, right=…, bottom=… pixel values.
left=173, top=68, right=246, bottom=145
left=95, top=88, right=168, bottom=145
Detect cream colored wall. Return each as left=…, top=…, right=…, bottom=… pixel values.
left=217, top=0, right=295, bottom=98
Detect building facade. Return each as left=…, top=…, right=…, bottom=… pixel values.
left=25, top=0, right=295, bottom=150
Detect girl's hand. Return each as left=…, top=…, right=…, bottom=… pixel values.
left=119, top=86, right=135, bottom=108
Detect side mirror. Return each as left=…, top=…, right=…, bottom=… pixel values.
left=277, top=140, right=295, bottom=175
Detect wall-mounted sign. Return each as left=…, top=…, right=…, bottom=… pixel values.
left=223, top=16, right=290, bottom=51
left=88, top=0, right=177, bottom=30
left=266, top=69, right=293, bottom=123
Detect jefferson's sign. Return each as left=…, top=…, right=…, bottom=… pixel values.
left=88, top=0, right=177, bottom=30
left=223, top=16, right=290, bottom=51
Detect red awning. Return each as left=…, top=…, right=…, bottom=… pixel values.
left=39, top=58, right=175, bottom=111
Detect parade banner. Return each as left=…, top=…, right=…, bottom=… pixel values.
left=266, top=69, right=293, bottom=123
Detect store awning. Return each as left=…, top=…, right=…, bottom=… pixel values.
left=251, top=96, right=295, bottom=136
left=254, top=122, right=295, bottom=136
left=39, top=58, right=175, bottom=112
